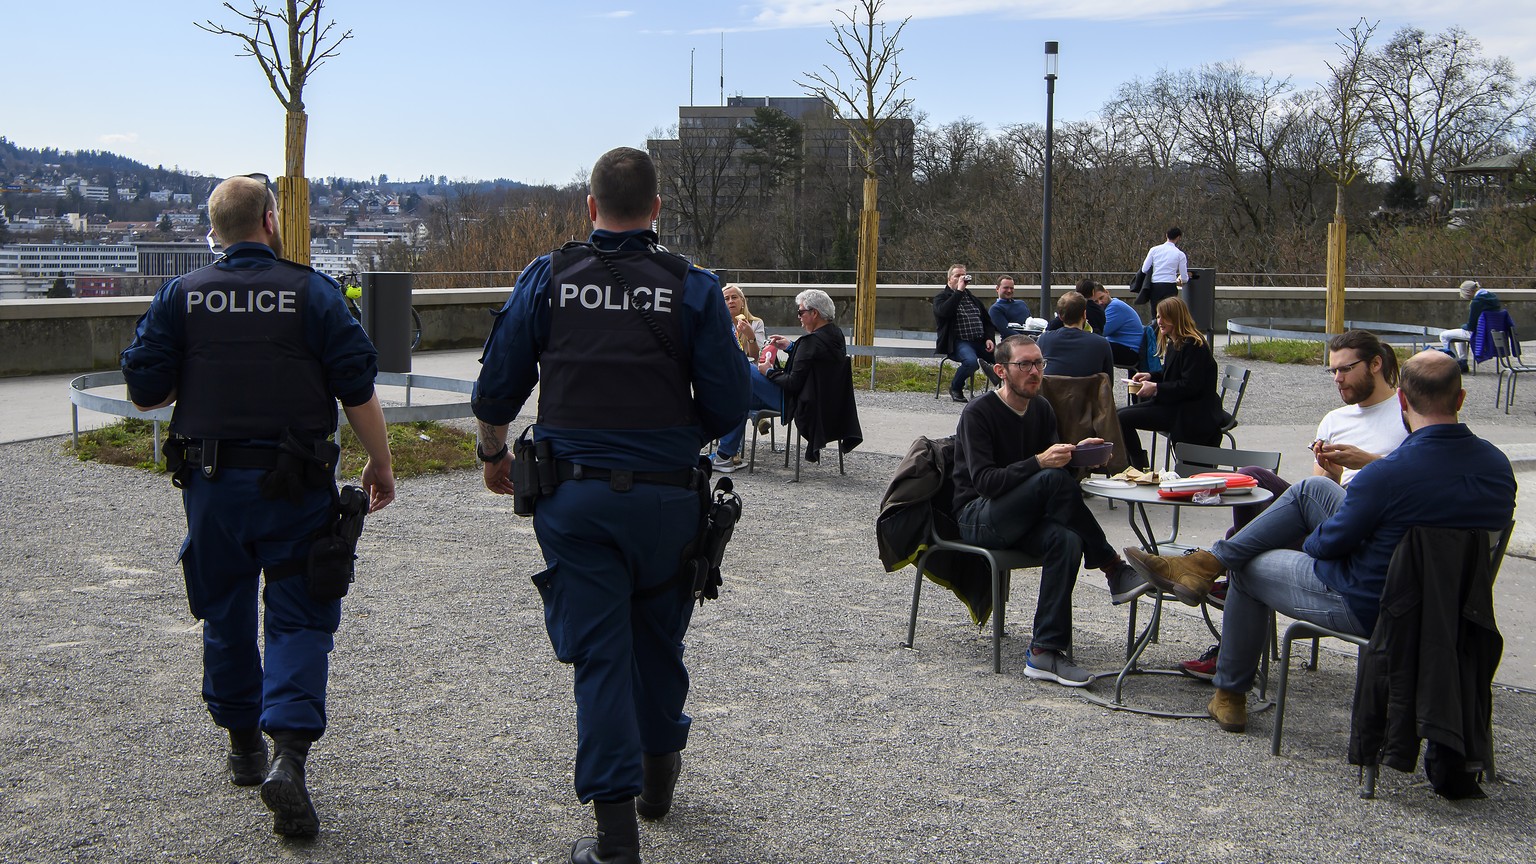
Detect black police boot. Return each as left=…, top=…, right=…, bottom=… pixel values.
left=636, top=752, right=681, bottom=820
left=226, top=727, right=268, bottom=787
left=260, top=734, right=320, bottom=838
left=570, top=798, right=641, bottom=864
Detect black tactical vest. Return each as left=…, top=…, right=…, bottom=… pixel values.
left=170, top=258, right=337, bottom=439
left=538, top=244, right=696, bottom=430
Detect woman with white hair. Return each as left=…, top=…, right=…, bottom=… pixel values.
left=736, top=288, right=862, bottom=466
left=1439, top=279, right=1501, bottom=366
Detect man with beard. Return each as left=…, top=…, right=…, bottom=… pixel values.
left=1177, top=329, right=1407, bottom=680
left=950, top=335, right=1145, bottom=687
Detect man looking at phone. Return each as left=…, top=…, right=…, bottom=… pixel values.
left=1177, top=330, right=1408, bottom=680
left=951, top=335, right=1145, bottom=686
left=933, top=263, right=1001, bottom=402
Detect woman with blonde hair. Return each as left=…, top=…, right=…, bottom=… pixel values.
left=712, top=284, right=778, bottom=471
left=1117, top=296, right=1224, bottom=470
left=722, top=283, right=766, bottom=360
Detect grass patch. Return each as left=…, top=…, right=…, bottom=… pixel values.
left=68, top=418, right=477, bottom=478
left=852, top=359, right=986, bottom=394
left=1222, top=339, right=1415, bottom=366
left=338, top=420, right=476, bottom=478
left=68, top=417, right=166, bottom=471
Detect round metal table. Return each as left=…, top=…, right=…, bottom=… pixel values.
left=1079, top=478, right=1275, bottom=718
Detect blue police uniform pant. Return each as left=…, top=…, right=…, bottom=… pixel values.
left=956, top=468, right=1117, bottom=653
left=717, top=363, right=785, bottom=459
left=532, top=478, right=700, bottom=803
left=179, top=468, right=340, bottom=738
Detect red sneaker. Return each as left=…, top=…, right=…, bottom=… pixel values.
left=1179, top=644, right=1219, bottom=681
left=1208, top=579, right=1229, bottom=606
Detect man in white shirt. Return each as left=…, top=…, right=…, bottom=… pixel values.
left=1179, top=329, right=1406, bottom=680
left=1138, top=227, right=1189, bottom=308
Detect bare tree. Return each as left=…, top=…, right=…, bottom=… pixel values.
left=198, top=1, right=353, bottom=265
left=797, top=0, right=913, bottom=354
left=1318, top=19, right=1378, bottom=332
left=649, top=123, right=755, bottom=265
left=1360, top=26, right=1536, bottom=204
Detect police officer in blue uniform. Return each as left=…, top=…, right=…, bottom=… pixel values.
left=474, top=147, right=746, bottom=864
left=121, top=174, right=395, bottom=838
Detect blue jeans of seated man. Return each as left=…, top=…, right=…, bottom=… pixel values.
left=1209, top=476, right=1364, bottom=694
left=949, top=339, right=995, bottom=393
left=717, top=364, right=784, bottom=459
left=956, top=468, right=1117, bottom=654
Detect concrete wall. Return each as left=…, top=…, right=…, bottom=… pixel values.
left=3, top=284, right=1532, bottom=377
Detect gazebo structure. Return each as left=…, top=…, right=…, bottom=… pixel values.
left=1447, top=152, right=1527, bottom=211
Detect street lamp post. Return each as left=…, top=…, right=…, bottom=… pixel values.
left=1041, top=41, right=1058, bottom=317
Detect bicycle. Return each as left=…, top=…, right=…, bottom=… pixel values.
left=339, top=272, right=422, bottom=351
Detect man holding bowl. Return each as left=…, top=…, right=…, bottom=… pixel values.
left=951, top=335, right=1147, bottom=686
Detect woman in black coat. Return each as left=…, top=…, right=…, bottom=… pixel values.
left=761, top=288, right=863, bottom=462
left=1117, top=296, right=1224, bottom=469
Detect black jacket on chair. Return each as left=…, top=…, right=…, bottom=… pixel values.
left=766, top=325, right=862, bottom=455
left=1349, top=526, right=1503, bottom=787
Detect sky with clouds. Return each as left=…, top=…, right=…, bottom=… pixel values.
left=3, top=0, right=1531, bottom=185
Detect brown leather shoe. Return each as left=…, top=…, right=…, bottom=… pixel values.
left=1208, top=688, right=1247, bottom=733
left=1123, top=547, right=1224, bottom=606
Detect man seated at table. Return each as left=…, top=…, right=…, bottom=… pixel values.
left=1123, top=351, right=1516, bottom=733
left=1036, top=291, right=1115, bottom=379
left=1177, top=329, right=1409, bottom=679
left=1092, top=281, right=1144, bottom=369
left=1045, top=278, right=1107, bottom=335
left=952, top=335, right=1146, bottom=687
left=988, top=275, right=1032, bottom=336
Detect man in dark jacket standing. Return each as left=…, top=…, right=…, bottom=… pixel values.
left=933, top=263, right=1001, bottom=402
left=1124, top=350, right=1516, bottom=735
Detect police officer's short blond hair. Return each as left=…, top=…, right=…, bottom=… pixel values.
left=209, top=176, right=274, bottom=246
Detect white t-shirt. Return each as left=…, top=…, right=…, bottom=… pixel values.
left=1314, top=395, right=1408, bottom=486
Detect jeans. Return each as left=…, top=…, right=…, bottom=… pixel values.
left=1209, top=476, right=1364, bottom=693
left=956, top=469, right=1116, bottom=653
left=717, top=364, right=783, bottom=459
left=949, top=339, right=997, bottom=393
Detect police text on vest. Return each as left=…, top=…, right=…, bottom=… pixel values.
left=558, top=283, right=671, bottom=313
left=186, top=290, right=298, bottom=314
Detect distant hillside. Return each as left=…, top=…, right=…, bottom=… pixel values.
left=0, top=136, right=539, bottom=195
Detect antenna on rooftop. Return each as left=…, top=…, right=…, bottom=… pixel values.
left=719, top=32, right=724, bottom=106
left=690, top=48, right=695, bottom=106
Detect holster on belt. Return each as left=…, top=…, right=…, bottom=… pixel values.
left=258, top=430, right=341, bottom=505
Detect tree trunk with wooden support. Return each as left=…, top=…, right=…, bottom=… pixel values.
left=855, top=177, right=880, bottom=369
left=280, top=111, right=311, bottom=265
left=198, top=1, right=351, bottom=268
left=1325, top=184, right=1347, bottom=336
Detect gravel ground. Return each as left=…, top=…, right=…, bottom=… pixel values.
left=3, top=364, right=1534, bottom=864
